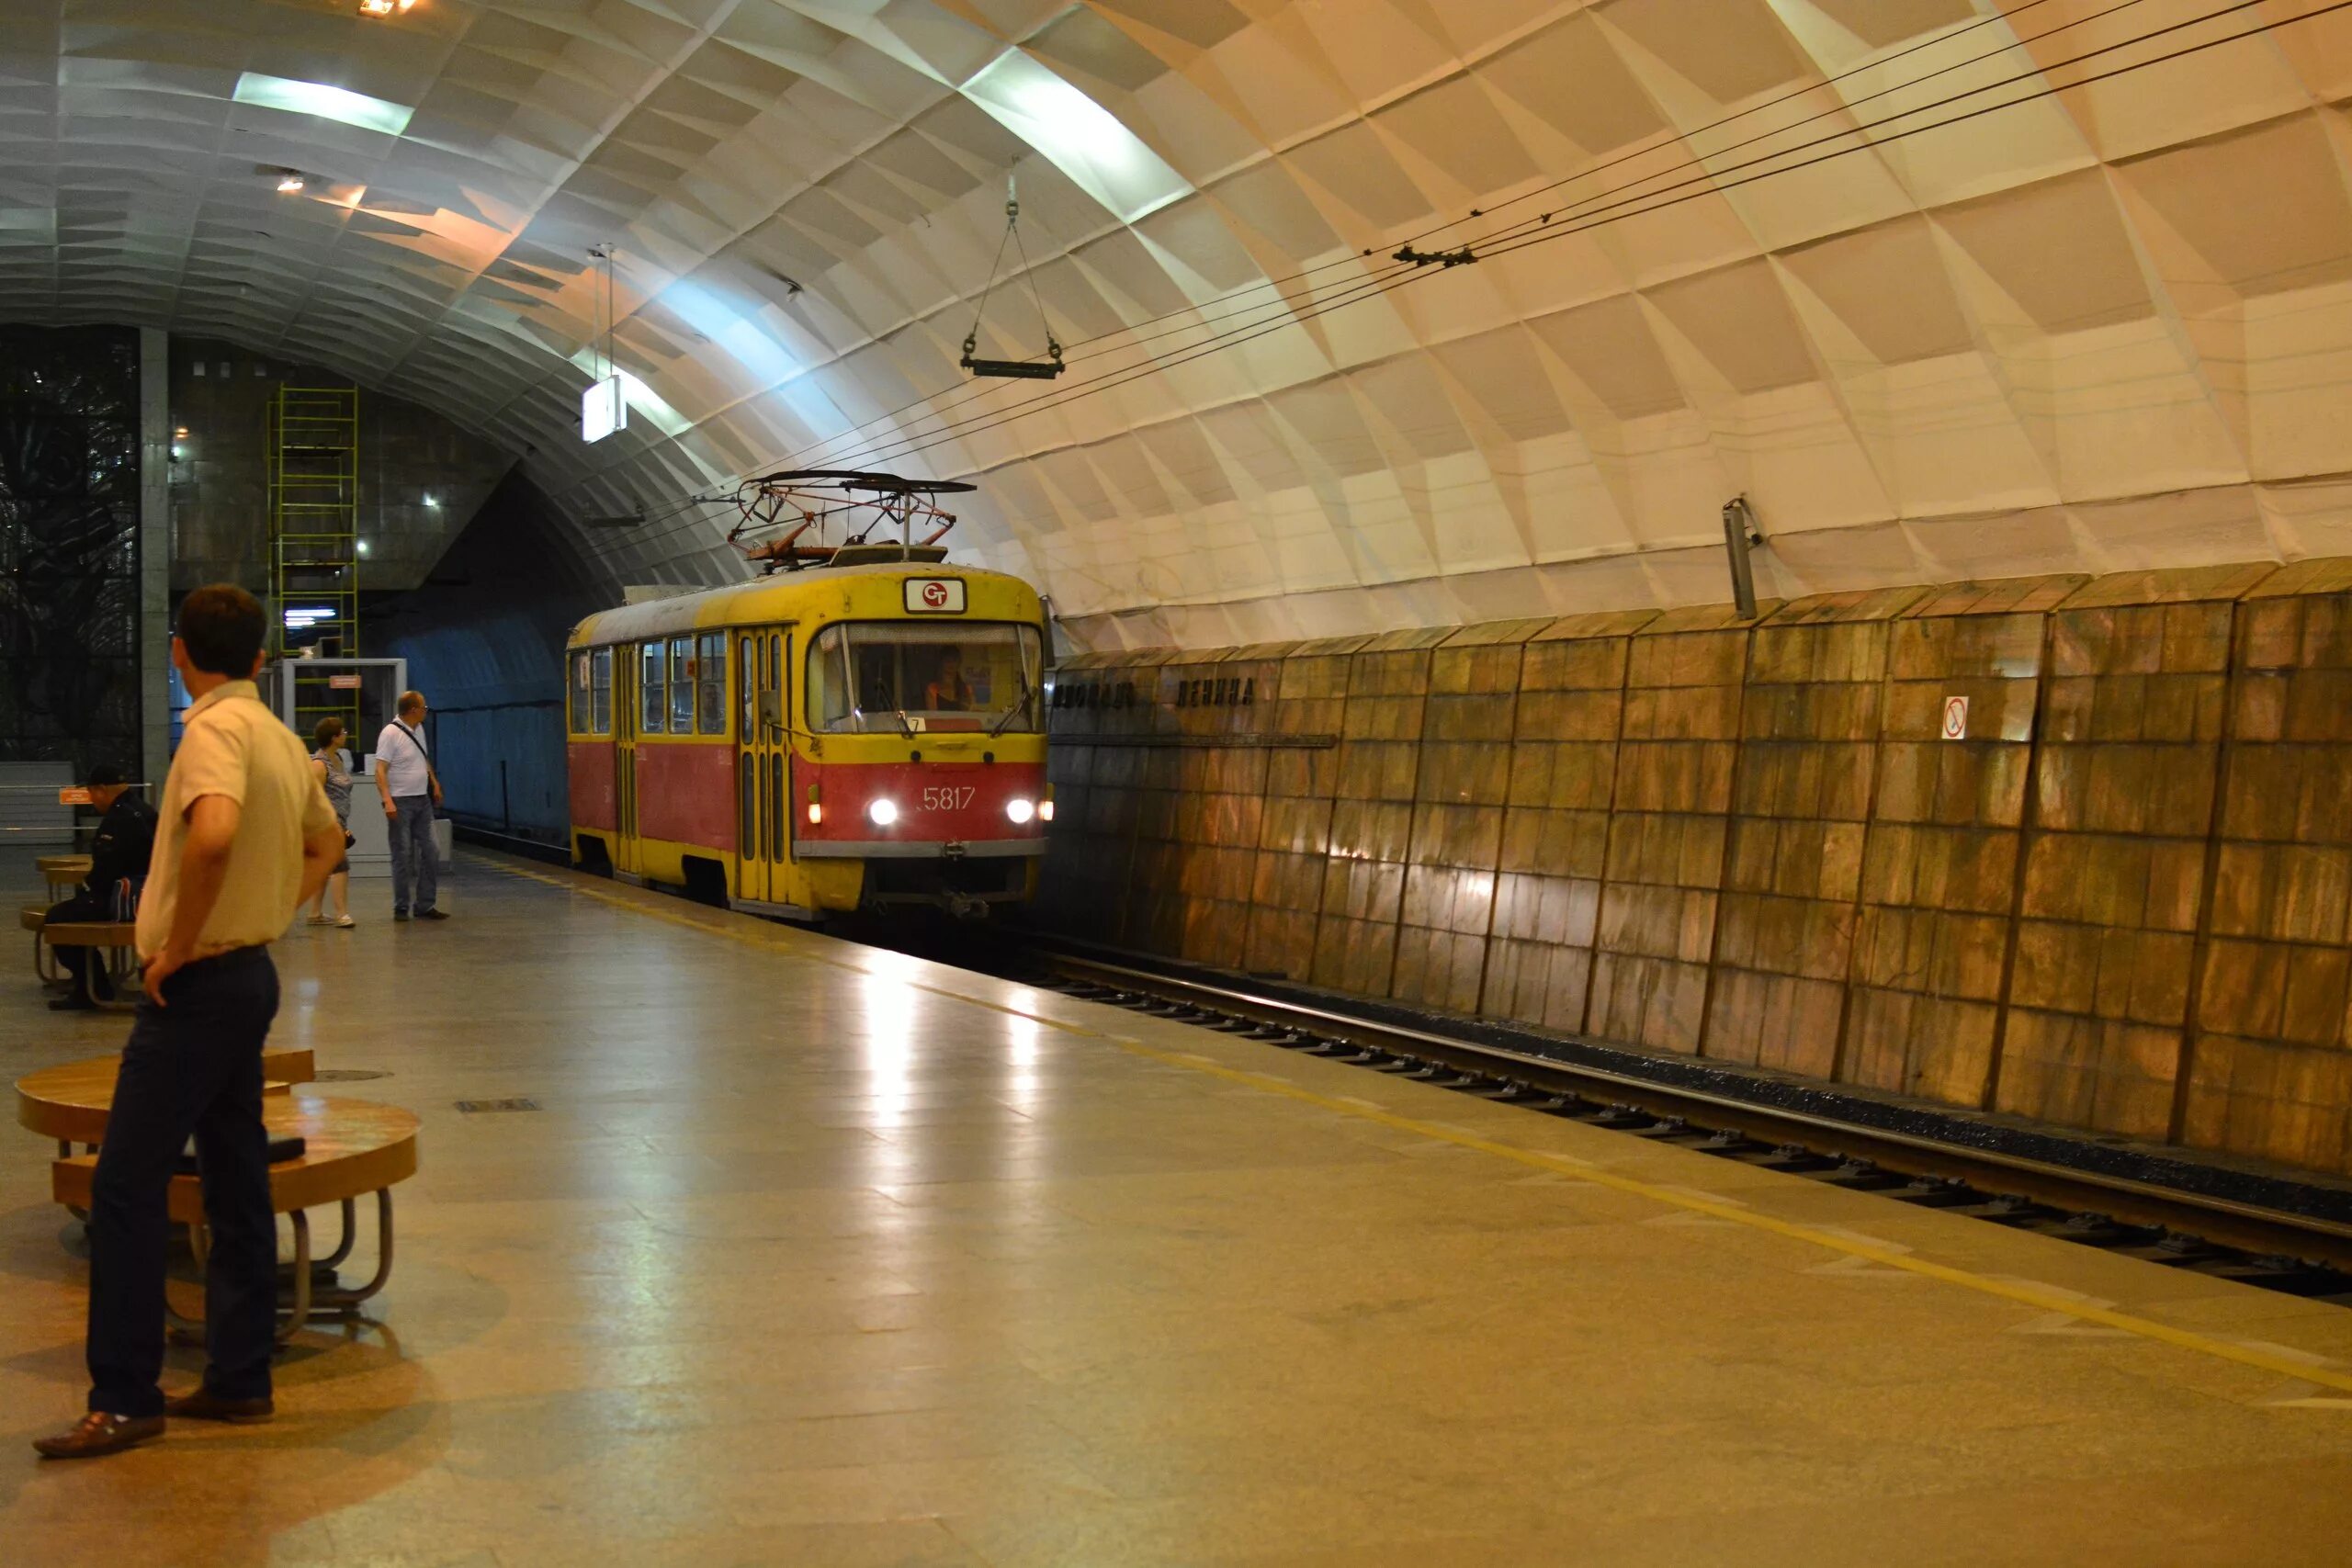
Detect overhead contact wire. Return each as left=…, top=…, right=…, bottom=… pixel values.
left=775, top=0, right=2107, bottom=471
left=810, top=0, right=2329, bottom=477
left=800, top=0, right=2203, bottom=476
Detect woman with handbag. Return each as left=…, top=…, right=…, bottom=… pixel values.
left=304, top=717, right=357, bottom=928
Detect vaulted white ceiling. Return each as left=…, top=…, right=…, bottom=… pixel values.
left=6, top=0, right=2352, bottom=645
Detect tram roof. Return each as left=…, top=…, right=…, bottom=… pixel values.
left=567, top=560, right=1041, bottom=649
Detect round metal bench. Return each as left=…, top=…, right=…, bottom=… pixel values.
left=19, top=1054, right=415, bottom=1344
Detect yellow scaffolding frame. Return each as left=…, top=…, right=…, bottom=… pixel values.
left=266, top=385, right=362, bottom=742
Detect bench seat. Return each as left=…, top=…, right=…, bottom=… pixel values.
left=39, top=920, right=135, bottom=948
left=49, top=1092, right=418, bottom=1223
left=17, top=1047, right=317, bottom=1145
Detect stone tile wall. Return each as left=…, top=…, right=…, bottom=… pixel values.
left=2187, top=560, right=2352, bottom=1171
left=1041, top=559, right=2352, bottom=1177
left=1588, top=607, right=1765, bottom=1055
left=1482, top=612, right=1656, bottom=1035
left=1706, top=588, right=1921, bottom=1081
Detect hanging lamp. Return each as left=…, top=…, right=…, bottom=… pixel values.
left=960, top=176, right=1065, bottom=380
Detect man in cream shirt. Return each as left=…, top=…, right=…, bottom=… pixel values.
left=37, top=584, right=345, bottom=1460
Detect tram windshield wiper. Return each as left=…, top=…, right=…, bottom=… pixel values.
left=989, top=674, right=1032, bottom=738
left=891, top=708, right=917, bottom=739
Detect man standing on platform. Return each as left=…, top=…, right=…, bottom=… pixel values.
left=35, top=584, right=345, bottom=1459
left=44, top=762, right=158, bottom=1011
left=375, top=689, right=447, bottom=922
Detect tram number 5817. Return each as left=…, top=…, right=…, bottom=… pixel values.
left=921, top=786, right=976, bottom=812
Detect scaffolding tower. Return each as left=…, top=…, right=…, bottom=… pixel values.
left=266, top=385, right=362, bottom=743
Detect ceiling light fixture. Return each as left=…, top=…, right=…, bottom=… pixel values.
left=357, top=0, right=420, bottom=15
left=276, top=171, right=306, bottom=194
left=582, top=243, right=628, bottom=445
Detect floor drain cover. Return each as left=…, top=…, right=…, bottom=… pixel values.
left=455, top=1098, right=540, bottom=1113
left=314, top=1068, right=391, bottom=1083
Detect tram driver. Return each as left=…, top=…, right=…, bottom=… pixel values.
left=924, top=648, right=976, bottom=713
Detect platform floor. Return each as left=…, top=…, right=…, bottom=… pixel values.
left=6, top=852, right=2352, bottom=1564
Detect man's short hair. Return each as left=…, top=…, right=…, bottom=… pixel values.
left=87, top=763, right=127, bottom=789
left=175, top=584, right=266, bottom=677
left=397, top=690, right=425, bottom=717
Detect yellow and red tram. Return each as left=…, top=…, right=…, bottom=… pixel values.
left=564, top=549, right=1051, bottom=919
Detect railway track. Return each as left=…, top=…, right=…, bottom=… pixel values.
left=967, top=939, right=2352, bottom=1304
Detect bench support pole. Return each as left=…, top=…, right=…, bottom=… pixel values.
left=172, top=1190, right=393, bottom=1347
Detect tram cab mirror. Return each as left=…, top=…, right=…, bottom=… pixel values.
left=1039, top=595, right=1061, bottom=671
left=758, top=688, right=783, bottom=733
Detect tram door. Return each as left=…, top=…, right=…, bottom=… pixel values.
left=739, top=628, right=791, bottom=903
left=736, top=632, right=765, bottom=902
left=614, top=645, right=641, bottom=876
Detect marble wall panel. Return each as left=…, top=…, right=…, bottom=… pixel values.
left=1842, top=576, right=2085, bottom=1108
left=1588, top=605, right=1770, bottom=1054
left=2184, top=560, right=2352, bottom=1173
left=1994, top=569, right=2260, bottom=1142
left=1705, top=588, right=1923, bottom=1079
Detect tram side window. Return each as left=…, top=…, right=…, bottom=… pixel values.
left=592, top=648, right=612, bottom=733
left=569, top=651, right=592, bottom=735
left=697, top=631, right=727, bottom=734
left=669, top=637, right=695, bottom=733
left=640, top=642, right=665, bottom=734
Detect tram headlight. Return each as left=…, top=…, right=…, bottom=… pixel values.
left=1005, top=797, right=1035, bottom=825
left=866, top=797, right=899, bottom=827
left=1038, top=794, right=1054, bottom=822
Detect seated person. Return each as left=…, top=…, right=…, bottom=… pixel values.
left=44, top=764, right=157, bottom=1011
left=923, top=649, right=976, bottom=713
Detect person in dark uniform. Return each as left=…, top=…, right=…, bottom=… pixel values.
left=45, top=764, right=158, bottom=1011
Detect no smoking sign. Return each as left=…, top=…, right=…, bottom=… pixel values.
left=1941, top=694, right=1969, bottom=740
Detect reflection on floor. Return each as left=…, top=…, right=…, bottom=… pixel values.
left=4, top=851, right=2352, bottom=1565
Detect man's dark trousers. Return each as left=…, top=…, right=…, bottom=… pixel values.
left=44, top=889, right=113, bottom=996
left=85, top=947, right=280, bottom=1416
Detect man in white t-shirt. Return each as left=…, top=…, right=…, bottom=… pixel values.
left=374, top=690, right=446, bottom=921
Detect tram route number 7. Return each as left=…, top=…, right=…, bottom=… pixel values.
left=921, top=786, right=977, bottom=812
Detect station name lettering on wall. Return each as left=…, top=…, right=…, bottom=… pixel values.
left=1172, top=676, right=1255, bottom=708
left=1048, top=675, right=1256, bottom=712
left=1050, top=679, right=1139, bottom=710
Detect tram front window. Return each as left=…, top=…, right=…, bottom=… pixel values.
left=807, top=622, right=1042, bottom=735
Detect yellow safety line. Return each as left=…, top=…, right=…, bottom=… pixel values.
left=489, top=859, right=2352, bottom=1398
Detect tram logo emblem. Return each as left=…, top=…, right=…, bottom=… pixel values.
left=906, top=578, right=967, bottom=614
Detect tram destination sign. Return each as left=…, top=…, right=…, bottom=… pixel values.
left=904, top=578, right=967, bottom=614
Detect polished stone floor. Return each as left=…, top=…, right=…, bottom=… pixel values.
left=5, top=851, right=2352, bottom=1565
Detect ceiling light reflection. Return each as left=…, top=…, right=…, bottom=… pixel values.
left=233, top=73, right=416, bottom=137
left=961, top=53, right=1189, bottom=223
